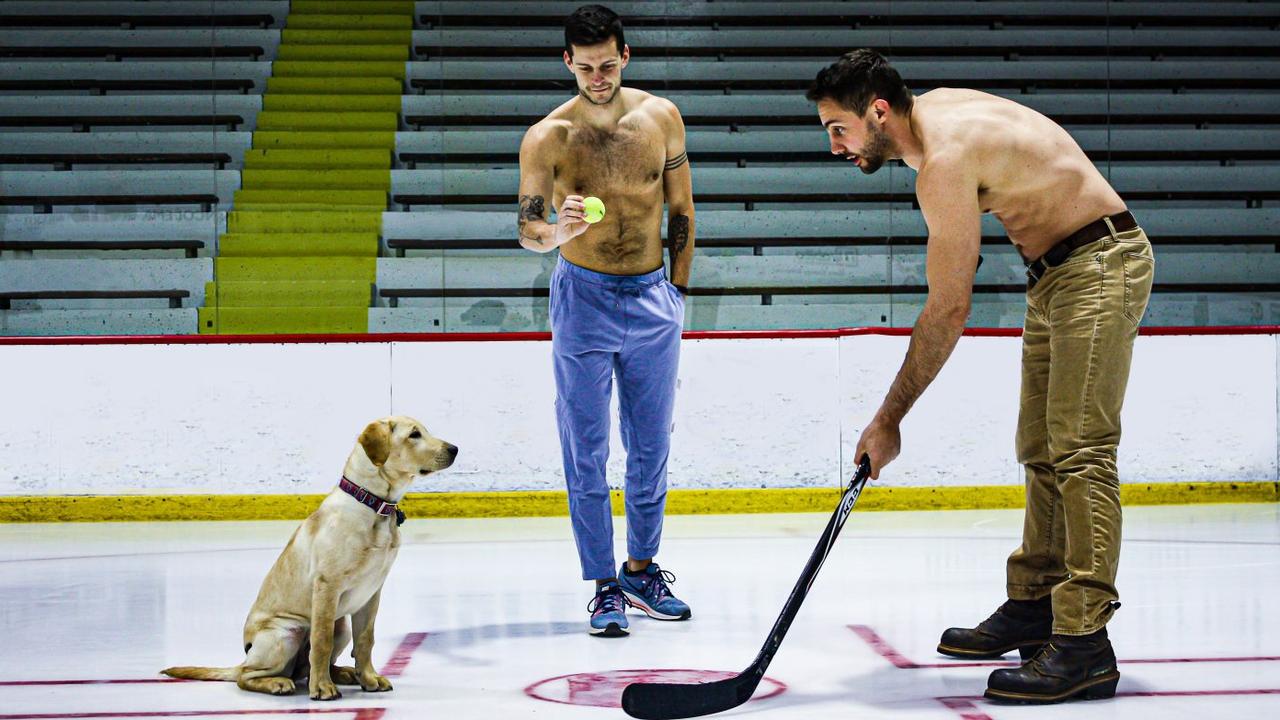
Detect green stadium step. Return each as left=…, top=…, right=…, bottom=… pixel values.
left=262, top=94, right=401, bottom=113
left=232, top=203, right=387, bottom=213
left=272, top=61, right=406, bottom=80
left=277, top=44, right=409, bottom=62
left=233, top=189, right=387, bottom=209
left=215, top=256, right=377, bottom=282
left=281, top=29, right=413, bottom=46
left=203, top=2, right=410, bottom=337
left=291, top=1, right=415, bottom=15
left=284, top=14, right=413, bottom=30
left=267, top=77, right=403, bottom=95
left=204, top=280, right=374, bottom=307
left=227, top=210, right=383, bottom=234
left=253, top=131, right=396, bottom=150
left=241, top=169, right=390, bottom=190
left=218, top=232, right=379, bottom=257
left=243, top=148, right=391, bottom=169
left=256, top=111, right=399, bottom=132
left=199, top=306, right=368, bottom=335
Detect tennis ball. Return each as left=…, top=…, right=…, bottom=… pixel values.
left=582, top=196, right=606, bottom=224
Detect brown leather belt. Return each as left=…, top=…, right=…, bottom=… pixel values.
left=1024, top=211, right=1138, bottom=289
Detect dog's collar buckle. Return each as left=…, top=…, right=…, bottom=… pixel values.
left=339, top=476, right=406, bottom=526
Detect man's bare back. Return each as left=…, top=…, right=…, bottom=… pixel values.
left=908, top=88, right=1127, bottom=260
left=520, top=87, right=676, bottom=275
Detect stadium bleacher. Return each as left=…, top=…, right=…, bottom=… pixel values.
left=1, top=0, right=1277, bottom=335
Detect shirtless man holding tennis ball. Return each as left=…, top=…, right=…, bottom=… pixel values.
left=516, top=4, right=696, bottom=638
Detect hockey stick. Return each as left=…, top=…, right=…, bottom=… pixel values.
left=621, top=454, right=873, bottom=719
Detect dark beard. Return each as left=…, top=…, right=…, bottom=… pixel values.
left=579, top=85, right=620, bottom=105
left=857, top=120, right=894, bottom=175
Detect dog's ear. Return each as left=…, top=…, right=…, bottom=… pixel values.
left=359, top=420, right=392, bottom=467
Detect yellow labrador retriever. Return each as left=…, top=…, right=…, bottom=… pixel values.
left=163, top=416, right=457, bottom=700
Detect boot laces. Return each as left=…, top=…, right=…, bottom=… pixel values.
left=1025, top=642, right=1061, bottom=674
left=978, top=602, right=1015, bottom=629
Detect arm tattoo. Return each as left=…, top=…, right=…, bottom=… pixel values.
left=519, top=194, right=546, bottom=222
left=664, top=152, right=688, bottom=172
left=668, top=213, right=690, bottom=262
left=517, top=194, right=546, bottom=245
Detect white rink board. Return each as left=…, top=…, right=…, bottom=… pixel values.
left=389, top=340, right=564, bottom=492
left=669, top=337, right=842, bottom=489
left=0, top=333, right=1275, bottom=495
left=0, top=343, right=391, bottom=494
left=839, top=334, right=1025, bottom=486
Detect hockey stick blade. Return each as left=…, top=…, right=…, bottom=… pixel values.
left=621, top=671, right=759, bottom=720
left=621, top=455, right=873, bottom=720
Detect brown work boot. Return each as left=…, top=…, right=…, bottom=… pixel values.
left=984, top=628, right=1120, bottom=704
left=937, top=597, right=1052, bottom=660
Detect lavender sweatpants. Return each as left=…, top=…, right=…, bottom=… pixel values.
left=550, top=256, right=684, bottom=581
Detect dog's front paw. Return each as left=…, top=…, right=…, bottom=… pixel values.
left=309, top=679, right=342, bottom=701
left=359, top=673, right=393, bottom=692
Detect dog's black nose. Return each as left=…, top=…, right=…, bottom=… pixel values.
left=445, top=444, right=459, bottom=459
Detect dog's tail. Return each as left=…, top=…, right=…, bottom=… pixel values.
left=161, top=665, right=241, bottom=682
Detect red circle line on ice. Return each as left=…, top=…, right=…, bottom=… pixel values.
left=523, top=668, right=788, bottom=708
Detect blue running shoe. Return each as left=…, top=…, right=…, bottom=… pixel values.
left=618, top=562, right=692, bottom=621
left=588, top=581, right=630, bottom=637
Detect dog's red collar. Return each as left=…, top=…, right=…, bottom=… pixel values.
left=338, top=476, right=406, bottom=526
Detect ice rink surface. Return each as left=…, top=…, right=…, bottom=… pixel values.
left=1, top=503, right=1277, bottom=719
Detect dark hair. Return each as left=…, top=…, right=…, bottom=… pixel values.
left=565, top=4, right=625, bottom=57
left=806, top=49, right=913, bottom=115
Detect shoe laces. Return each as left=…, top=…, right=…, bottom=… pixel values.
left=643, top=567, right=678, bottom=603
left=588, top=585, right=628, bottom=617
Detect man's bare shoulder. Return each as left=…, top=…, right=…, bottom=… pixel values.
left=521, top=116, right=572, bottom=156
left=635, top=90, right=682, bottom=127
left=918, top=87, right=1014, bottom=110
left=915, top=90, right=1016, bottom=170
left=916, top=145, right=975, bottom=195
left=918, top=88, right=1045, bottom=144
left=545, top=94, right=583, bottom=122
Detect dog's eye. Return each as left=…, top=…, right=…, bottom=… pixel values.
left=409, top=430, right=422, bottom=439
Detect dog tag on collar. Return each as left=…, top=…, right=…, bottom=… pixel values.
left=395, top=509, right=406, bottom=526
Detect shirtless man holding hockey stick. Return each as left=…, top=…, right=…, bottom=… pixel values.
left=812, top=50, right=1154, bottom=704
left=626, top=47, right=1154, bottom=720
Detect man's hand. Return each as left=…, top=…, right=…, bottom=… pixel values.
left=855, top=416, right=901, bottom=480
left=555, top=195, right=591, bottom=246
